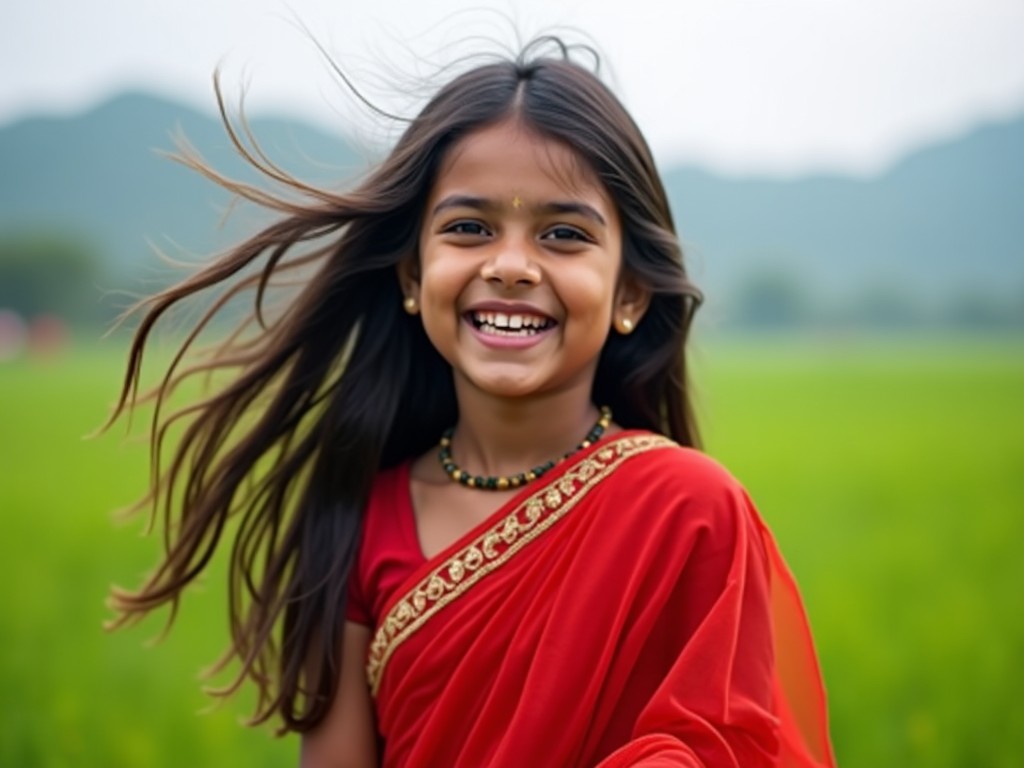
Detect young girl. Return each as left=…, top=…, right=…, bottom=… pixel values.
left=109, top=38, right=835, bottom=767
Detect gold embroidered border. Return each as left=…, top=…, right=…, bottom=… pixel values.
left=366, top=433, right=675, bottom=695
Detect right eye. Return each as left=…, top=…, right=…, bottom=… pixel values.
left=443, top=220, right=490, bottom=236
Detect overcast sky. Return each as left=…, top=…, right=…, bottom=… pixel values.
left=3, top=0, right=1023, bottom=176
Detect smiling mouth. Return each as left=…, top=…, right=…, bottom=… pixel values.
left=467, top=310, right=556, bottom=337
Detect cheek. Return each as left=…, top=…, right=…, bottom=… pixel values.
left=562, top=266, right=619, bottom=321
left=416, top=254, right=472, bottom=349
left=419, top=256, right=467, bottom=309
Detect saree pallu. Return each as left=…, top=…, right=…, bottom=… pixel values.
left=356, top=432, right=835, bottom=767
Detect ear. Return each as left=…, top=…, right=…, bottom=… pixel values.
left=612, top=271, right=652, bottom=334
left=396, top=256, right=421, bottom=306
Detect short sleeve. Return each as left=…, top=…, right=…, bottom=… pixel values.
left=343, top=461, right=423, bottom=628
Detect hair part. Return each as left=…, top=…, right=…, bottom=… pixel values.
left=106, top=35, right=701, bottom=734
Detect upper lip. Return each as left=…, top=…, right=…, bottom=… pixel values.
left=463, top=301, right=556, bottom=322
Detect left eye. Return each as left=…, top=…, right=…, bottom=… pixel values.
left=542, top=226, right=590, bottom=242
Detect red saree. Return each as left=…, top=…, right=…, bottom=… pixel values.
left=348, top=432, right=835, bottom=767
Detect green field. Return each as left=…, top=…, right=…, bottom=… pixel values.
left=2, top=336, right=1022, bottom=767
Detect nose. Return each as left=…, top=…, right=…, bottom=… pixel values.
left=480, top=236, right=541, bottom=287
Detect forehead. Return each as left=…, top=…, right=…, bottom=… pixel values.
left=431, top=119, right=610, bottom=203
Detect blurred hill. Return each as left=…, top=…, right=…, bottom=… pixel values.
left=0, top=93, right=366, bottom=295
left=664, top=116, right=1024, bottom=325
left=0, top=92, right=1022, bottom=328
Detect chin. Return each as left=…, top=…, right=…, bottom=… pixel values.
left=460, top=369, right=546, bottom=400
left=474, top=380, right=542, bottom=400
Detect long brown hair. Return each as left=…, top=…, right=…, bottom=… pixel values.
left=107, top=37, right=702, bottom=734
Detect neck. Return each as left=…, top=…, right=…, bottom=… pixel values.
left=446, top=385, right=603, bottom=479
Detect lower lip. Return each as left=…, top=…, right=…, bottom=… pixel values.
left=465, top=319, right=555, bottom=349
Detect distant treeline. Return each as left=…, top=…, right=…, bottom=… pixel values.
left=0, top=230, right=105, bottom=324
left=715, top=267, right=1024, bottom=332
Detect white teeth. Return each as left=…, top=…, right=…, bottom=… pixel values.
left=479, top=326, right=539, bottom=336
left=471, top=310, right=551, bottom=334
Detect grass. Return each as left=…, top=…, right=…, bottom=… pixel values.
left=1, top=335, right=1022, bottom=767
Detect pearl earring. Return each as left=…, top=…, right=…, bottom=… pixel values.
left=403, top=296, right=419, bottom=315
left=619, top=317, right=634, bottom=333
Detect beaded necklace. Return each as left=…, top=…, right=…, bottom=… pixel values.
left=437, top=406, right=612, bottom=491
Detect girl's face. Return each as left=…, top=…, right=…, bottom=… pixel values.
left=407, top=118, right=643, bottom=404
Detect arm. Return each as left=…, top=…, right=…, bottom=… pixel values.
left=595, top=473, right=833, bottom=768
left=300, top=621, right=378, bottom=768
left=597, top=478, right=781, bottom=767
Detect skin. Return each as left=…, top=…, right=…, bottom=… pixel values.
left=300, top=622, right=378, bottom=767
left=300, top=117, right=650, bottom=767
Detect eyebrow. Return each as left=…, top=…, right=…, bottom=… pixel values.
left=431, top=195, right=608, bottom=227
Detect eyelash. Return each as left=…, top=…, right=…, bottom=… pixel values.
left=441, top=221, right=593, bottom=243
left=542, top=226, right=591, bottom=243
left=444, top=221, right=490, bottom=236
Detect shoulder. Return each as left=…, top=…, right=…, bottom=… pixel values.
left=603, top=431, right=745, bottom=500
left=360, top=461, right=414, bottom=542
left=366, top=461, right=409, bottom=509
left=596, top=432, right=758, bottom=544
left=351, top=461, right=423, bottom=626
